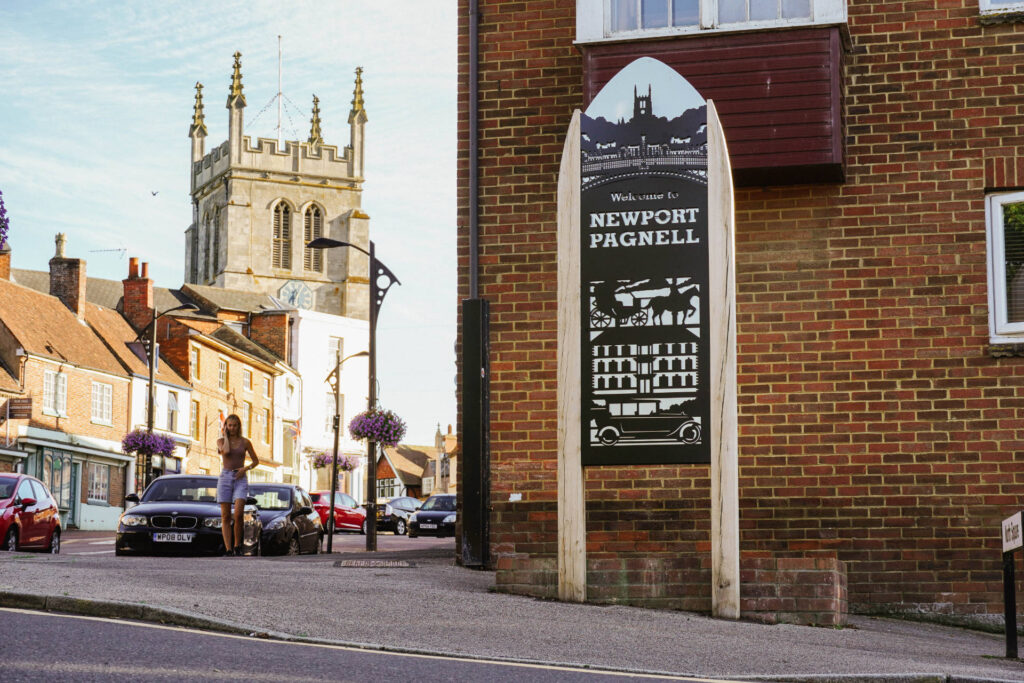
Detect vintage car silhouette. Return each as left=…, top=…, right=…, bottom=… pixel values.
left=592, top=399, right=701, bottom=445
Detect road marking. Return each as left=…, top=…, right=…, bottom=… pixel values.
left=67, top=550, right=114, bottom=555
left=0, top=607, right=741, bottom=682
left=1, top=661, right=308, bottom=682
left=88, top=539, right=115, bottom=545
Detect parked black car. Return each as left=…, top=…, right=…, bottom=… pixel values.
left=115, top=475, right=261, bottom=556
left=408, top=494, right=456, bottom=538
left=250, top=483, right=323, bottom=555
left=376, top=496, right=421, bottom=536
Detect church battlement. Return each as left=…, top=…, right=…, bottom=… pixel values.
left=184, top=53, right=370, bottom=321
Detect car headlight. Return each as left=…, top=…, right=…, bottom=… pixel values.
left=443, top=514, right=456, bottom=524
left=120, top=514, right=148, bottom=527
left=203, top=517, right=222, bottom=529
left=266, top=517, right=288, bottom=531
left=409, top=513, right=418, bottom=522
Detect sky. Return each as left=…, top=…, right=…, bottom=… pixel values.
left=586, top=57, right=704, bottom=121
left=0, top=1, right=458, bottom=445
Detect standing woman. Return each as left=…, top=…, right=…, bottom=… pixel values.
left=217, top=414, right=260, bottom=555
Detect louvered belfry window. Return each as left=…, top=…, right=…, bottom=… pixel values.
left=273, top=202, right=292, bottom=269
left=304, top=206, right=324, bottom=272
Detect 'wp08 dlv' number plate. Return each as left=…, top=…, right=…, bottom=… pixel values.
left=153, top=532, right=194, bottom=543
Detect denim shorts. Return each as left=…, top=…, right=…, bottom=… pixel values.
left=217, top=469, right=248, bottom=504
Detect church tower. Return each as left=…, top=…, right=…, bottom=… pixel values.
left=184, top=53, right=370, bottom=319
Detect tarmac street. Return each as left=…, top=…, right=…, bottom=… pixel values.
left=1, top=531, right=1022, bottom=682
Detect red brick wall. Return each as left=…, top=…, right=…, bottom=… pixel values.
left=48, top=258, right=87, bottom=320
left=248, top=312, right=289, bottom=360
left=22, top=359, right=128, bottom=441
left=458, top=1, right=1024, bottom=624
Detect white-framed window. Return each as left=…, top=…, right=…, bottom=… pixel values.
left=242, top=401, right=252, bottom=437
left=190, top=346, right=200, bottom=380
left=327, top=336, right=342, bottom=360
left=218, top=359, right=229, bottom=391
left=43, top=370, right=68, bottom=416
left=166, top=391, right=179, bottom=432
left=576, top=0, right=846, bottom=42
left=987, top=191, right=1024, bottom=341
left=263, top=376, right=271, bottom=398
left=422, top=476, right=434, bottom=494
left=325, top=392, right=341, bottom=433
left=87, top=462, right=110, bottom=503
left=191, top=399, right=200, bottom=439
left=242, top=368, right=252, bottom=392
left=91, top=381, right=113, bottom=424
left=980, top=0, right=1024, bottom=15
left=262, top=408, right=271, bottom=443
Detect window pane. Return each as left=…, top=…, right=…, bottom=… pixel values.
left=750, top=0, right=777, bottom=21
left=673, top=0, right=700, bottom=25
left=610, top=0, right=639, bottom=31
left=782, top=0, right=810, bottom=18
left=641, top=0, right=669, bottom=28
left=719, top=0, right=746, bottom=23
left=1003, top=202, right=1024, bottom=323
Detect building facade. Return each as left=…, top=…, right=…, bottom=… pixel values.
left=184, top=53, right=371, bottom=320
left=458, top=1, right=1024, bottom=627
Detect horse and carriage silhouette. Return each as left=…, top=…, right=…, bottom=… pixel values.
left=590, top=279, right=698, bottom=329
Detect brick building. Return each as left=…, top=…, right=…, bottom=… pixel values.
left=458, top=1, right=1024, bottom=627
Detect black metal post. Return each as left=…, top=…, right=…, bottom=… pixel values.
left=327, top=347, right=342, bottom=552
left=142, top=307, right=158, bottom=491
left=1006, top=550, right=1018, bottom=659
left=366, top=240, right=378, bottom=552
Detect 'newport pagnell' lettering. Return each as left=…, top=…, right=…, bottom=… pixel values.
left=588, top=207, right=701, bottom=249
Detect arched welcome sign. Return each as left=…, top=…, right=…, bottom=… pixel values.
left=579, top=57, right=711, bottom=466
left=557, top=57, right=738, bottom=615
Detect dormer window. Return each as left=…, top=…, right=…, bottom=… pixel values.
left=577, top=0, right=845, bottom=42
left=303, top=205, right=324, bottom=272
left=272, top=202, right=292, bottom=269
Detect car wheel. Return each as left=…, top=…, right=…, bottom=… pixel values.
left=360, top=519, right=366, bottom=535
left=313, top=534, right=322, bottom=554
left=408, top=530, right=417, bottom=538
left=395, top=519, right=407, bottom=536
left=254, top=536, right=262, bottom=557
left=287, top=533, right=300, bottom=556
left=49, top=529, right=60, bottom=554
left=3, top=528, right=17, bottom=551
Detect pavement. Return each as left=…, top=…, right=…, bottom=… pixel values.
left=1, top=530, right=1022, bottom=683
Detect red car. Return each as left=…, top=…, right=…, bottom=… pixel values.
left=0, top=473, right=62, bottom=553
left=310, top=491, right=366, bottom=534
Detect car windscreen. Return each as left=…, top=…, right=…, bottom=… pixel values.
left=143, top=478, right=218, bottom=503
left=420, top=496, right=456, bottom=512
left=0, top=478, right=16, bottom=499
left=250, top=486, right=292, bottom=511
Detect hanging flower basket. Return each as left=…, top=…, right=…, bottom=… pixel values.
left=122, top=429, right=176, bottom=458
left=309, top=449, right=360, bottom=471
left=348, top=408, right=406, bottom=447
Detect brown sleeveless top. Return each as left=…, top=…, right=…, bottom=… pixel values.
left=221, top=437, right=248, bottom=471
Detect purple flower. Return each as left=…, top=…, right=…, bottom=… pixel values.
left=122, top=429, right=176, bottom=458
left=0, top=189, right=9, bottom=249
left=309, top=450, right=359, bottom=471
left=348, top=408, right=406, bottom=447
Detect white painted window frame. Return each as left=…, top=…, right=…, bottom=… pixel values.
left=87, top=462, right=110, bottom=504
left=986, top=191, right=1024, bottom=341
left=980, top=0, right=1024, bottom=16
left=576, top=0, right=846, bottom=43
left=90, top=381, right=113, bottom=425
left=43, top=370, right=68, bottom=417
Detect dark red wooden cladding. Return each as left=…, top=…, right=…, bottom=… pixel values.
left=581, top=27, right=845, bottom=186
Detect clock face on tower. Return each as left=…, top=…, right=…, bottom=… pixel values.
left=279, top=280, right=314, bottom=309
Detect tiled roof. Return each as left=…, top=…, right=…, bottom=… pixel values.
left=86, top=305, right=189, bottom=387
left=0, top=279, right=126, bottom=376
left=381, top=444, right=434, bottom=486
left=11, top=269, right=218, bottom=322
left=209, top=325, right=283, bottom=367
left=183, top=283, right=286, bottom=313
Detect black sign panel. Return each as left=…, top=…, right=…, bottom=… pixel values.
left=580, top=58, right=710, bottom=466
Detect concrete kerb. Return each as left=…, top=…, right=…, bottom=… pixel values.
left=0, top=589, right=1019, bottom=683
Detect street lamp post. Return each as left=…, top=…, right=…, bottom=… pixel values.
left=139, top=303, right=198, bottom=491
left=307, top=237, right=399, bottom=552
left=325, top=349, right=369, bottom=553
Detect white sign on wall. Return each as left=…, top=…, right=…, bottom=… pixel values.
left=1003, top=511, right=1022, bottom=553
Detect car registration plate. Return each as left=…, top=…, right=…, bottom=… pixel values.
left=153, top=532, right=195, bottom=543
left=420, top=523, right=437, bottom=529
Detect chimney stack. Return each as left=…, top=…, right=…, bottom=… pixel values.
left=48, top=233, right=87, bottom=320
left=0, top=240, right=10, bottom=281
left=122, top=256, right=153, bottom=332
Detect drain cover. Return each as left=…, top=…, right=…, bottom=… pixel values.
left=335, top=559, right=416, bottom=568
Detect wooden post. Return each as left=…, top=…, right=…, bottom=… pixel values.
left=557, top=110, right=586, bottom=602
left=707, top=100, right=740, bottom=619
